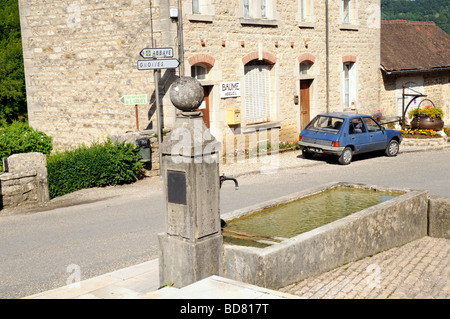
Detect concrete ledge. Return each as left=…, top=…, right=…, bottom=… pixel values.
left=428, top=196, right=450, bottom=239
left=143, top=275, right=300, bottom=299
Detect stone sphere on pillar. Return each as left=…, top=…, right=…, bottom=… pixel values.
left=169, top=76, right=204, bottom=112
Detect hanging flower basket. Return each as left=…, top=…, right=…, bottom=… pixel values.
left=408, top=106, right=444, bottom=131
left=410, top=116, right=444, bottom=131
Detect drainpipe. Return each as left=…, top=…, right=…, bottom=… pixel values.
left=325, top=0, right=330, bottom=113
left=178, top=0, right=185, bottom=77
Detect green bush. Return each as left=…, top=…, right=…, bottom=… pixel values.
left=47, top=140, right=143, bottom=199
left=0, top=120, right=53, bottom=171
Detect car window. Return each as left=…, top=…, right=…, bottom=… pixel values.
left=364, top=117, right=382, bottom=132
left=306, top=116, right=344, bottom=134
left=349, top=118, right=366, bottom=134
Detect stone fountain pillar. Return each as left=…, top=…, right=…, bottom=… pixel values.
left=158, top=77, right=222, bottom=288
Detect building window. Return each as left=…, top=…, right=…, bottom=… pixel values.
left=243, top=0, right=250, bottom=17
left=192, top=0, right=201, bottom=14
left=241, top=0, right=277, bottom=21
left=244, top=60, right=272, bottom=124
left=300, top=0, right=312, bottom=22
left=261, top=0, right=267, bottom=18
left=342, top=0, right=351, bottom=24
left=191, top=64, right=208, bottom=80
left=343, top=62, right=356, bottom=109
left=188, top=0, right=215, bottom=22
left=300, top=61, right=311, bottom=75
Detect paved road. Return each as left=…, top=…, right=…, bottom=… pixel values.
left=1, top=149, right=449, bottom=298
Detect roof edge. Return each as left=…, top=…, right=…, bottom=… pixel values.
left=381, top=65, right=450, bottom=75
left=381, top=20, right=437, bottom=26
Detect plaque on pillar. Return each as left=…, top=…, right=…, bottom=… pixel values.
left=167, top=170, right=187, bottom=205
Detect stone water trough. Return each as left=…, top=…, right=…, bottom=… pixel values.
left=220, top=182, right=429, bottom=289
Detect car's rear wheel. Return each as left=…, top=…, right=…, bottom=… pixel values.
left=385, top=139, right=399, bottom=157
left=302, top=149, right=315, bottom=159
left=338, top=147, right=352, bottom=165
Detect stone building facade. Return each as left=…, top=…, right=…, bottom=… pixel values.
left=19, top=0, right=381, bottom=151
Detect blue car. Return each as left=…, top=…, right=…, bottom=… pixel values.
left=298, top=112, right=402, bottom=165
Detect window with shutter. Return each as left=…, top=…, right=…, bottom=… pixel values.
left=244, top=60, right=271, bottom=124
left=343, top=62, right=356, bottom=109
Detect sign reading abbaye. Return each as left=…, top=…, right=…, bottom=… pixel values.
left=220, top=81, right=241, bottom=98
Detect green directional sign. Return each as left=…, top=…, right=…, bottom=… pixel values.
left=119, top=94, right=148, bottom=106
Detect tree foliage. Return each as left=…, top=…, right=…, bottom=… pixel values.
left=381, top=0, right=450, bottom=34
left=0, top=0, right=27, bottom=122
left=0, top=120, right=53, bottom=172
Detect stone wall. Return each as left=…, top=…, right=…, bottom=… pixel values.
left=0, top=153, right=49, bottom=211
left=18, top=0, right=179, bottom=149
left=401, top=136, right=450, bottom=148
left=19, top=0, right=381, bottom=150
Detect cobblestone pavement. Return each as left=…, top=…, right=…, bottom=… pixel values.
left=279, top=236, right=449, bottom=299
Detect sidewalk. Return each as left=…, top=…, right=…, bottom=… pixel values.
left=24, top=142, right=450, bottom=299
left=25, top=236, right=449, bottom=299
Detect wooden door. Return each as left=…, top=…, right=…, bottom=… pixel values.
left=300, top=80, right=312, bottom=130
left=196, top=86, right=211, bottom=128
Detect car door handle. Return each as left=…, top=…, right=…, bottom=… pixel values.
left=352, top=136, right=356, bottom=139
left=370, top=134, right=374, bottom=137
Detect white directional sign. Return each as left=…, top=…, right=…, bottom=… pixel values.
left=137, top=59, right=180, bottom=70
left=140, top=47, right=174, bottom=59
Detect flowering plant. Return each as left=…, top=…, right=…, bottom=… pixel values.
left=401, top=128, right=442, bottom=137
left=372, top=109, right=384, bottom=122
left=279, top=140, right=298, bottom=150
left=408, top=106, right=444, bottom=121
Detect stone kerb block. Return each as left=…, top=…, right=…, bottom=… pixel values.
left=428, top=196, right=450, bottom=239
left=0, top=153, right=49, bottom=210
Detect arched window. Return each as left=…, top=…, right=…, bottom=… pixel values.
left=191, top=63, right=208, bottom=80
left=300, top=61, right=312, bottom=75
left=343, top=62, right=355, bottom=109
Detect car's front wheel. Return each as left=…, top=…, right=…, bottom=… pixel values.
left=385, top=139, right=399, bottom=157
left=338, top=147, right=353, bottom=165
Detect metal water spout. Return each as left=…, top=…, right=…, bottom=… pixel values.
left=220, top=174, right=239, bottom=190
left=220, top=174, right=239, bottom=228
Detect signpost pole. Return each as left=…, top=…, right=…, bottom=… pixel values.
left=135, top=104, right=139, bottom=131
left=154, top=69, right=163, bottom=141
left=152, top=52, right=163, bottom=178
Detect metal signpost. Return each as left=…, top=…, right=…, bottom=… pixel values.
left=138, top=47, right=180, bottom=178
